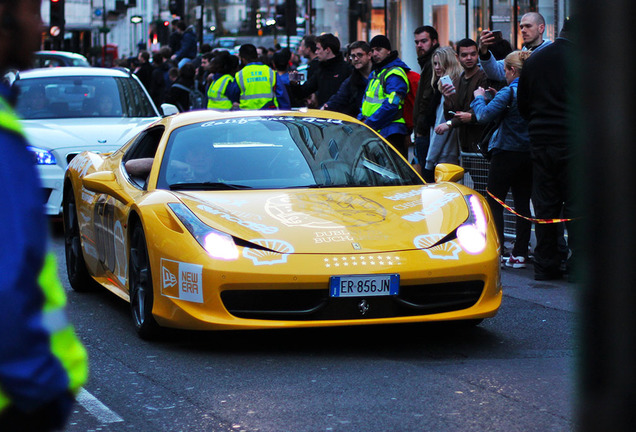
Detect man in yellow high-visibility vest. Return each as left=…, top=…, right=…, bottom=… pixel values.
left=359, top=35, right=412, bottom=159
left=0, top=1, right=88, bottom=430
left=231, top=44, right=290, bottom=110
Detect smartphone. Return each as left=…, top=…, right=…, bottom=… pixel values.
left=491, top=30, right=503, bottom=41
left=440, top=75, right=453, bottom=87
left=448, top=111, right=456, bottom=116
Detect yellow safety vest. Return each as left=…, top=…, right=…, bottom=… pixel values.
left=235, top=64, right=278, bottom=110
left=207, top=74, right=234, bottom=111
left=361, top=66, right=409, bottom=127
left=0, top=98, right=88, bottom=412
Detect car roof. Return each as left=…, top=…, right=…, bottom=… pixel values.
left=35, top=50, right=88, bottom=60
left=16, top=66, right=133, bottom=80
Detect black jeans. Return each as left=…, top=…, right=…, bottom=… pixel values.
left=486, top=150, right=533, bottom=257
left=386, top=133, right=408, bottom=160
left=531, top=143, right=575, bottom=275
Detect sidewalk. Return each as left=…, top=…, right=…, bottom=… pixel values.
left=500, top=262, right=577, bottom=313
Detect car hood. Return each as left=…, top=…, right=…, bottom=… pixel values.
left=21, top=117, right=158, bottom=153
left=174, top=184, right=469, bottom=254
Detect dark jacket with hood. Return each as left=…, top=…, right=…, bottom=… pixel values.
left=323, top=67, right=369, bottom=118
left=412, top=42, right=440, bottom=136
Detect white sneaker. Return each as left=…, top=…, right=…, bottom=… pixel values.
left=505, top=255, right=527, bottom=269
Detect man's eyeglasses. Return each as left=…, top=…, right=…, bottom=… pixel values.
left=349, top=53, right=366, bottom=60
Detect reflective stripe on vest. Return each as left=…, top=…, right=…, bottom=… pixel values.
left=207, top=75, right=234, bottom=110
left=0, top=105, right=89, bottom=410
left=361, top=66, right=409, bottom=125
left=236, top=64, right=278, bottom=110
left=0, top=96, right=24, bottom=136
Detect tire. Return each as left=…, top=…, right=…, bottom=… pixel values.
left=129, top=223, right=161, bottom=339
left=63, top=185, right=97, bottom=292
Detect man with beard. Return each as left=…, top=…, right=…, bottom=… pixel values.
left=412, top=26, right=439, bottom=180
left=322, top=41, right=373, bottom=118
left=358, top=35, right=412, bottom=159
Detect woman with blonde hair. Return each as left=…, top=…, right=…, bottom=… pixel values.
left=471, top=50, right=533, bottom=268
left=421, top=46, right=463, bottom=181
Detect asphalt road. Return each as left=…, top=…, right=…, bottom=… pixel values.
left=49, top=224, right=577, bottom=432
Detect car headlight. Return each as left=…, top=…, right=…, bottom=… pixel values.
left=27, top=145, right=56, bottom=165
left=456, top=194, right=487, bottom=254
left=168, top=203, right=239, bottom=260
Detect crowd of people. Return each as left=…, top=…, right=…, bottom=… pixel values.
left=116, top=16, right=576, bottom=283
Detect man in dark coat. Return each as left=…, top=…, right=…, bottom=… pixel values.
left=517, top=17, right=576, bottom=281
left=322, top=41, right=373, bottom=118
left=288, top=33, right=352, bottom=108
left=411, top=25, right=439, bottom=180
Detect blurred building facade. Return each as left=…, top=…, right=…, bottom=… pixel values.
left=41, top=1, right=572, bottom=71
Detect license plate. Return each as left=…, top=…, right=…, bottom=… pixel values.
left=329, top=274, right=400, bottom=298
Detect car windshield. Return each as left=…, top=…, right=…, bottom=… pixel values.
left=156, top=117, right=423, bottom=190
left=14, top=75, right=157, bottom=119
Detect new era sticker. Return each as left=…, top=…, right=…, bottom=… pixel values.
left=160, top=259, right=204, bottom=303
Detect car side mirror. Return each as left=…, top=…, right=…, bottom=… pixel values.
left=82, top=171, right=133, bottom=205
left=161, top=103, right=179, bottom=116
left=434, top=163, right=465, bottom=183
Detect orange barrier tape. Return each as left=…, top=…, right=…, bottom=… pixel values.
left=486, top=190, right=577, bottom=224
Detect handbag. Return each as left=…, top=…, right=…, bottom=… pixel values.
left=475, top=121, right=499, bottom=160
left=473, top=89, right=514, bottom=160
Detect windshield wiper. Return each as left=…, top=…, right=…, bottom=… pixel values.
left=286, top=183, right=353, bottom=189
left=169, top=182, right=252, bottom=191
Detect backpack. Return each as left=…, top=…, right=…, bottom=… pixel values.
left=171, top=83, right=205, bottom=111
left=403, top=70, right=420, bottom=132
left=379, top=67, right=419, bottom=132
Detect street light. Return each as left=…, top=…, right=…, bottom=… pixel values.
left=130, top=15, right=143, bottom=53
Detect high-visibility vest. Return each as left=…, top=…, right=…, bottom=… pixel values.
left=0, top=98, right=88, bottom=412
left=207, top=74, right=234, bottom=111
left=235, top=64, right=278, bottom=110
left=361, top=66, right=409, bottom=128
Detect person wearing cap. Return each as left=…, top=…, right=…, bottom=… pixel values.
left=358, top=35, right=412, bottom=159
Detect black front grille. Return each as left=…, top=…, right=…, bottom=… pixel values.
left=221, top=281, right=484, bottom=321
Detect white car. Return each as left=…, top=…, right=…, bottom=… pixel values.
left=13, top=67, right=176, bottom=215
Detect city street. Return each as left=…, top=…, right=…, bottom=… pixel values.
left=49, top=223, right=577, bottom=432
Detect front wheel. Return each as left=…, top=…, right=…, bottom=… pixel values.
left=129, top=223, right=161, bottom=339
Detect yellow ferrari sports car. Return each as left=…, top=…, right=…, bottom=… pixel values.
left=63, top=109, right=501, bottom=338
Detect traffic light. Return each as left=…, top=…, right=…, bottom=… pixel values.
left=275, top=4, right=286, bottom=28
left=50, top=0, right=65, bottom=40
left=275, top=0, right=296, bottom=33
left=169, top=0, right=184, bottom=17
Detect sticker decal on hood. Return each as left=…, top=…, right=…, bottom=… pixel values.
left=198, top=204, right=278, bottom=234
left=414, top=234, right=461, bottom=260
left=402, top=192, right=461, bottom=222
left=243, top=239, right=294, bottom=265
left=265, top=192, right=386, bottom=229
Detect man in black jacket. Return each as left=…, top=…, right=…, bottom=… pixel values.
left=411, top=26, right=439, bottom=180
left=289, top=33, right=352, bottom=108
left=517, top=18, right=576, bottom=281
left=322, top=41, right=372, bottom=118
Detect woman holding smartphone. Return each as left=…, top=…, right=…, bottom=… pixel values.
left=471, top=50, right=532, bottom=268
left=423, top=46, right=463, bottom=181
